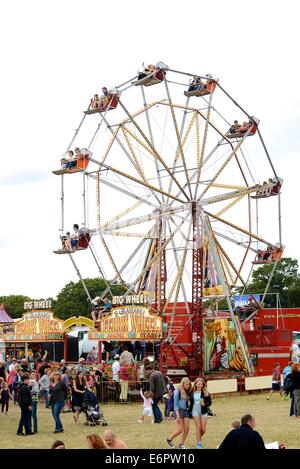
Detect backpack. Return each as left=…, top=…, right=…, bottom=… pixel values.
left=283, top=373, right=294, bottom=395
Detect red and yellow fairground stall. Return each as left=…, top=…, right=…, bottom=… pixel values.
left=88, top=304, right=163, bottom=356
left=3, top=306, right=65, bottom=361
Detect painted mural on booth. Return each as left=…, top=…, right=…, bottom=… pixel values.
left=204, top=317, right=248, bottom=373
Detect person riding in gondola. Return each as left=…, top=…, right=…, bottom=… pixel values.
left=138, top=64, right=157, bottom=80
left=263, top=245, right=273, bottom=261
left=98, top=87, right=110, bottom=111
left=65, top=150, right=77, bottom=171
left=91, top=297, right=101, bottom=322
left=64, top=224, right=80, bottom=252
left=229, top=120, right=241, bottom=134
left=188, top=76, right=206, bottom=93
left=91, top=94, right=101, bottom=109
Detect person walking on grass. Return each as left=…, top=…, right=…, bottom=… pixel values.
left=0, top=381, right=12, bottom=415
left=29, top=370, right=39, bottom=434
left=291, top=362, right=300, bottom=419
left=138, top=388, right=154, bottom=423
left=39, top=368, right=51, bottom=408
left=189, top=377, right=212, bottom=449
left=49, top=371, right=68, bottom=434
left=166, top=377, right=192, bottom=449
left=267, top=363, right=283, bottom=400
left=72, top=371, right=91, bottom=422
left=147, top=365, right=168, bottom=423
left=17, top=373, right=33, bottom=436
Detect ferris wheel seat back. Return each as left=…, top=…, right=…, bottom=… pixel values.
left=76, top=154, right=90, bottom=171
left=78, top=232, right=91, bottom=249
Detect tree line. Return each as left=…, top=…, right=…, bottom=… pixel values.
left=1, top=258, right=299, bottom=319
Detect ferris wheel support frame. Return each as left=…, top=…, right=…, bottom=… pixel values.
left=205, top=218, right=254, bottom=375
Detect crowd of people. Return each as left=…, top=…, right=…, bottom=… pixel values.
left=0, top=353, right=297, bottom=449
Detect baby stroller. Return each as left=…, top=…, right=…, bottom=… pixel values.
left=82, top=390, right=108, bottom=426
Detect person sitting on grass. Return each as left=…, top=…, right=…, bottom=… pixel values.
left=87, top=434, right=109, bottom=449
left=231, top=419, right=241, bottom=429
left=51, top=440, right=66, bottom=449
left=103, top=429, right=128, bottom=449
left=218, top=414, right=265, bottom=450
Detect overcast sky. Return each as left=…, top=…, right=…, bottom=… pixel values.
left=0, top=0, right=299, bottom=300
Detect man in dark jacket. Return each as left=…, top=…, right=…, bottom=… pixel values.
left=17, top=373, right=33, bottom=436
left=147, top=366, right=168, bottom=423
left=218, top=414, right=266, bottom=450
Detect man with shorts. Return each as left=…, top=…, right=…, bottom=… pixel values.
left=266, top=363, right=283, bottom=400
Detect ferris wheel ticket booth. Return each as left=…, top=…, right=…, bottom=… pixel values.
left=88, top=303, right=163, bottom=362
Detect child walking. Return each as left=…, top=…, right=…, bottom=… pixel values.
left=0, top=381, right=13, bottom=415
left=138, top=388, right=154, bottom=423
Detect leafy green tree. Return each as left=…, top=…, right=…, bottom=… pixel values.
left=247, top=258, right=300, bottom=307
left=53, top=278, right=126, bottom=319
left=286, top=279, right=300, bottom=308
left=0, top=295, right=32, bottom=318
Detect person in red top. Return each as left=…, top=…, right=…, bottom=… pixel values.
left=267, top=363, right=283, bottom=400
left=119, top=364, right=130, bottom=403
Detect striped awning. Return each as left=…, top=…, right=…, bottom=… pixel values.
left=0, top=304, right=13, bottom=323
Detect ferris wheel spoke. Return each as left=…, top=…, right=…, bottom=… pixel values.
left=219, top=249, right=235, bottom=286
left=120, top=126, right=161, bottom=204
left=194, top=89, right=214, bottom=199
left=204, top=217, right=231, bottom=295
left=102, top=230, right=156, bottom=238
left=202, top=187, right=256, bottom=207
left=213, top=230, right=257, bottom=253
left=100, top=200, right=144, bottom=230
left=140, top=86, right=165, bottom=203
left=123, top=211, right=191, bottom=296
left=164, top=80, right=193, bottom=199
left=205, top=210, right=276, bottom=247
left=91, top=158, right=186, bottom=204
left=163, top=217, right=192, bottom=313
left=88, top=174, right=157, bottom=208
left=118, top=98, right=190, bottom=201
left=166, top=220, right=191, bottom=319
left=102, top=205, right=187, bottom=232
left=97, top=232, right=134, bottom=294
left=99, top=237, right=148, bottom=300
left=214, top=236, right=255, bottom=300
left=166, top=108, right=196, bottom=204
left=198, top=138, right=245, bottom=200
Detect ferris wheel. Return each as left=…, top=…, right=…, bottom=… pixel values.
left=53, top=61, right=283, bottom=374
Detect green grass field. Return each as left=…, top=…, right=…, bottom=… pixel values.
left=0, top=392, right=298, bottom=449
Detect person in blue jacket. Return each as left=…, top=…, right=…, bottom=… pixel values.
left=166, top=377, right=192, bottom=449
